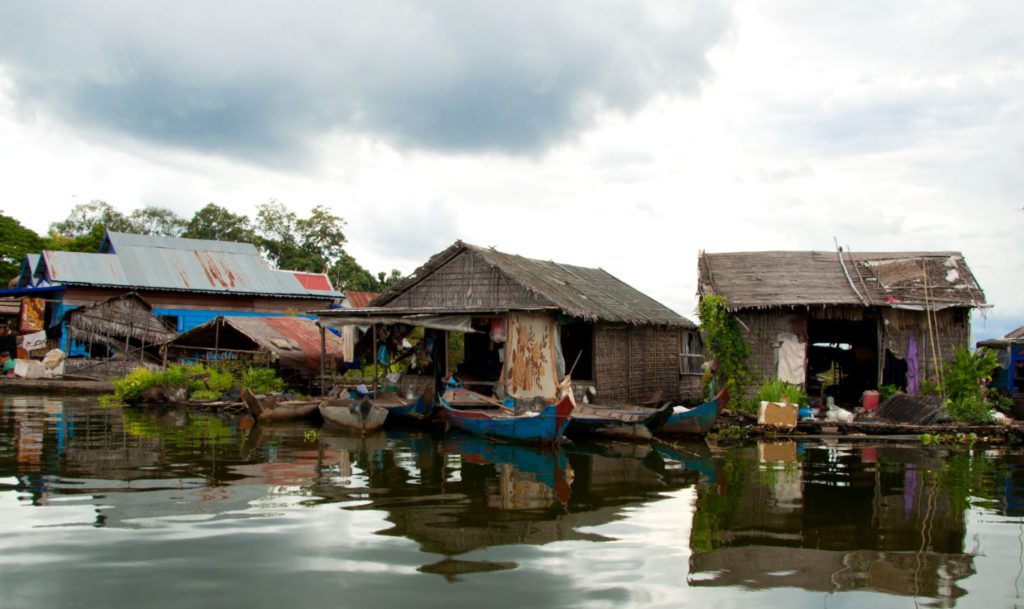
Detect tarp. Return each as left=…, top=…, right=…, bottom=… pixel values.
left=318, top=314, right=477, bottom=334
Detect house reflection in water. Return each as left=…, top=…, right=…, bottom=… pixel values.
left=688, top=441, right=990, bottom=605
left=310, top=431, right=704, bottom=581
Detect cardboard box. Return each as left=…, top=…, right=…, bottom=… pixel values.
left=758, top=400, right=798, bottom=428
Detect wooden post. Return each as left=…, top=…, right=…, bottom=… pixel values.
left=214, top=317, right=221, bottom=368
left=319, top=324, right=326, bottom=397
left=124, top=298, right=134, bottom=363
left=372, top=324, right=378, bottom=396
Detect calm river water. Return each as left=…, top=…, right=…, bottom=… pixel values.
left=2, top=394, right=1024, bottom=609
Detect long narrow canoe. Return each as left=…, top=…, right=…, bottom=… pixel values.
left=658, top=388, right=729, bottom=436
left=373, top=387, right=437, bottom=425
left=319, top=397, right=389, bottom=435
left=241, top=388, right=320, bottom=422
left=565, top=402, right=673, bottom=441
left=438, top=389, right=575, bottom=445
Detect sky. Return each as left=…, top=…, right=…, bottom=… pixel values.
left=0, top=1, right=1021, bottom=340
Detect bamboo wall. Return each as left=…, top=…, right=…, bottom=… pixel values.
left=386, top=251, right=550, bottom=310
left=594, top=324, right=700, bottom=402
left=882, top=308, right=969, bottom=386
left=736, top=310, right=808, bottom=396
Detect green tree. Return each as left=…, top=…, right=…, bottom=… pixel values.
left=182, top=203, right=256, bottom=243
left=0, top=212, right=43, bottom=283
left=128, top=206, right=186, bottom=236
left=50, top=200, right=132, bottom=237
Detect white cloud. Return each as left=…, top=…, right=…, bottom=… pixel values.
left=1, top=0, right=1021, bottom=339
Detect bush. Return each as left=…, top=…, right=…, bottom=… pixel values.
left=113, top=367, right=162, bottom=401
left=241, top=367, right=285, bottom=394
left=756, top=378, right=807, bottom=405
left=942, top=347, right=1001, bottom=424
left=206, top=369, right=236, bottom=393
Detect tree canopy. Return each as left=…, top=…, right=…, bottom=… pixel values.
left=0, top=212, right=43, bottom=284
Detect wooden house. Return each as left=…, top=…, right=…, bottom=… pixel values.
left=317, top=241, right=701, bottom=403
left=698, top=250, right=987, bottom=405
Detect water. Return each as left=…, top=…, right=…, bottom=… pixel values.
left=2, top=395, right=1024, bottom=609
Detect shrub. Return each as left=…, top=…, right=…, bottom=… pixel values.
left=206, top=369, right=236, bottom=393
left=756, top=378, right=807, bottom=406
left=880, top=384, right=899, bottom=402
left=943, top=347, right=1000, bottom=424
left=113, top=367, right=162, bottom=401
left=241, top=367, right=285, bottom=394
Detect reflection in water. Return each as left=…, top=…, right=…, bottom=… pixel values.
left=2, top=395, right=1024, bottom=608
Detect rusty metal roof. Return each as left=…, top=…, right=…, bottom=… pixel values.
left=37, top=232, right=341, bottom=299
left=344, top=291, right=380, bottom=308
left=167, top=316, right=347, bottom=376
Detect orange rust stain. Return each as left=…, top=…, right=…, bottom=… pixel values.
left=192, top=251, right=237, bottom=289
left=179, top=270, right=191, bottom=288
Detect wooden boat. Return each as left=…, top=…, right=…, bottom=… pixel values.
left=565, top=402, right=674, bottom=441
left=657, top=388, right=729, bottom=436
left=438, top=388, right=575, bottom=445
left=319, top=396, right=389, bottom=435
left=240, top=388, right=320, bottom=422
left=373, top=385, right=437, bottom=424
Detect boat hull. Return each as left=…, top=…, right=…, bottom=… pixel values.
left=319, top=398, right=389, bottom=434
left=658, top=389, right=729, bottom=436
left=241, top=388, right=320, bottom=421
left=566, top=403, right=673, bottom=441
left=439, top=393, right=574, bottom=445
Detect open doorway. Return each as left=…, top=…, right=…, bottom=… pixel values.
left=806, top=316, right=879, bottom=407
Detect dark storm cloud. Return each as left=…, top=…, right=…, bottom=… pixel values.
left=0, top=1, right=732, bottom=163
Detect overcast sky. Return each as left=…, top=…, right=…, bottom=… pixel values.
left=1, top=1, right=1020, bottom=339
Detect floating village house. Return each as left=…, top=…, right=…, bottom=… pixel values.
left=316, top=241, right=702, bottom=403
left=7, top=231, right=340, bottom=358
left=698, top=250, right=987, bottom=404
left=977, top=324, right=1024, bottom=412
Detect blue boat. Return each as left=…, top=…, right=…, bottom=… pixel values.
left=374, top=387, right=437, bottom=425
left=438, top=388, right=575, bottom=445
left=657, top=389, right=729, bottom=436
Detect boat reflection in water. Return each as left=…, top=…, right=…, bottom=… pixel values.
left=4, top=396, right=1024, bottom=607
left=311, top=428, right=703, bottom=581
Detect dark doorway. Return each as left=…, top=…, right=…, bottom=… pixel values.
left=806, top=316, right=878, bottom=407
left=559, top=321, right=594, bottom=381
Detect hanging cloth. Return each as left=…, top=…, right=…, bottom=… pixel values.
left=907, top=333, right=919, bottom=395
left=776, top=332, right=806, bottom=385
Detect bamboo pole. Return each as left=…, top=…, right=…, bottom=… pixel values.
left=372, top=324, right=379, bottom=396
left=214, top=318, right=221, bottom=368
left=319, top=324, right=326, bottom=397
left=922, top=263, right=943, bottom=396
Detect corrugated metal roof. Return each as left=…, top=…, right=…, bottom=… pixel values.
left=169, top=316, right=347, bottom=375
left=699, top=250, right=987, bottom=310
left=43, top=251, right=129, bottom=286
left=37, top=232, right=341, bottom=299
left=344, top=291, right=380, bottom=308
left=103, top=231, right=259, bottom=255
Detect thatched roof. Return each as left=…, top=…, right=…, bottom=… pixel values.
left=64, top=292, right=177, bottom=345
left=699, top=250, right=986, bottom=311
left=372, top=241, right=693, bottom=327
